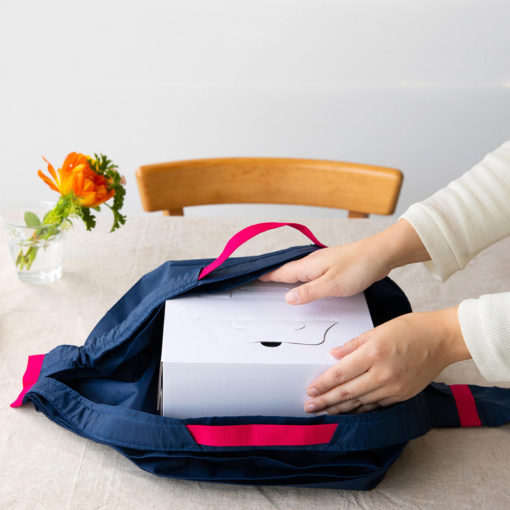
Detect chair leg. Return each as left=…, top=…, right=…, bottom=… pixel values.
left=163, top=208, right=184, bottom=216
left=348, top=211, right=369, bottom=218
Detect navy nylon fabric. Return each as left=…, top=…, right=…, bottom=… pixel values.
left=21, top=244, right=510, bottom=490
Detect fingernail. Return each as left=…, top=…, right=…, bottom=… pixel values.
left=286, top=289, right=300, bottom=304
left=307, top=387, right=319, bottom=397
left=305, top=402, right=317, bottom=412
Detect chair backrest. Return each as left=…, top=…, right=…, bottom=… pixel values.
left=136, top=157, right=403, bottom=218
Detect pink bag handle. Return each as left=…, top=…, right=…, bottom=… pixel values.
left=11, top=354, right=45, bottom=408
left=186, top=423, right=337, bottom=447
left=198, top=222, right=326, bottom=280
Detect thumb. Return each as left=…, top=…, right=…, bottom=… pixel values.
left=330, top=334, right=369, bottom=359
left=285, top=276, right=331, bottom=305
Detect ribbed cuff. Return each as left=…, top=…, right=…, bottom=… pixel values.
left=459, top=293, right=510, bottom=382
left=400, top=203, right=461, bottom=281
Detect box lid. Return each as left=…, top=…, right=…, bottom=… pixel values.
left=162, top=281, right=373, bottom=365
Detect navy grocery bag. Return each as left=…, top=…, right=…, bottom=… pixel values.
left=11, top=222, right=510, bottom=490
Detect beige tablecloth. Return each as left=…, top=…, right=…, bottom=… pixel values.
left=2, top=216, right=510, bottom=509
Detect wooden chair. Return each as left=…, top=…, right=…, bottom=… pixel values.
left=136, top=157, right=403, bottom=218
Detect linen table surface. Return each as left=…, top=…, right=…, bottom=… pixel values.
left=2, top=215, right=510, bottom=510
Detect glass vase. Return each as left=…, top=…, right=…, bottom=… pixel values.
left=2, top=201, right=64, bottom=284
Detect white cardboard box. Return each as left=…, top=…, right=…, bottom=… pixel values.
left=160, top=281, right=373, bottom=418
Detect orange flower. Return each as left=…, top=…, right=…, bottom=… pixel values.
left=38, top=152, right=114, bottom=207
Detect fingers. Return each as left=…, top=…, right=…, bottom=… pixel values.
left=260, top=263, right=334, bottom=305
left=259, top=256, right=326, bottom=284
left=258, top=263, right=302, bottom=283
left=324, top=399, right=380, bottom=415
left=321, top=387, right=391, bottom=414
left=285, top=276, right=334, bottom=305
left=330, top=334, right=370, bottom=360
left=305, top=356, right=375, bottom=412
left=353, top=403, right=380, bottom=414
left=307, top=336, right=370, bottom=397
left=322, top=398, right=365, bottom=414
left=305, top=371, right=379, bottom=413
left=311, top=382, right=408, bottom=415
left=304, top=337, right=408, bottom=414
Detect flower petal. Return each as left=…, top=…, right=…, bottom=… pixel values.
left=41, top=156, right=58, bottom=183
left=37, top=170, right=60, bottom=193
left=62, top=152, right=79, bottom=171
left=77, top=192, right=97, bottom=207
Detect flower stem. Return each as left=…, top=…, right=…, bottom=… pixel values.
left=15, top=215, right=62, bottom=272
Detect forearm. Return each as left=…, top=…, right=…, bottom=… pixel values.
left=365, top=225, right=471, bottom=365
left=437, top=306, right=471, bottom=366
left=397, top=307, right=471, bottom=369
left=370, top=223, right=510, bottom=382
left=401, top=140, right=510, bottom=281
left=459, top=292, right=510, bottom=382
left=368, top=218, right=431, bottom=273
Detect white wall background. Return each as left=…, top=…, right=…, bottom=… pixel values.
left=1, top=0, right=509, bottom=220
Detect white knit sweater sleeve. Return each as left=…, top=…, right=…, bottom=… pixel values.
left=400, top=140, right=510, bottom=382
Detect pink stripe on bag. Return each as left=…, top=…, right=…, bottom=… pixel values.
left=186, top=423, right=337, bottom=447
left=10, top=354, right=45, bottom=408
left=450, top=384, right=482, bottom=427
left=199, top=222, right=327, bottom=280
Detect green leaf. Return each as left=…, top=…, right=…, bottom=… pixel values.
left=86, top=153, right=126, bottom=233
left=24, top=211, right=41, bottom=228
left=80, top=206, right=96, bottom=231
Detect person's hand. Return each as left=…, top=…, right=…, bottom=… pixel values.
left=259, top=219, right=430, bottom=304
left=259, top=240, right=390, bottom=304
left=303, top=307, right=471, bottom=414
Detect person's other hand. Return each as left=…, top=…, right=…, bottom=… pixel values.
left=259, top=220, right=430, bottom=305
left=303, top=307, right=471, bottom=414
